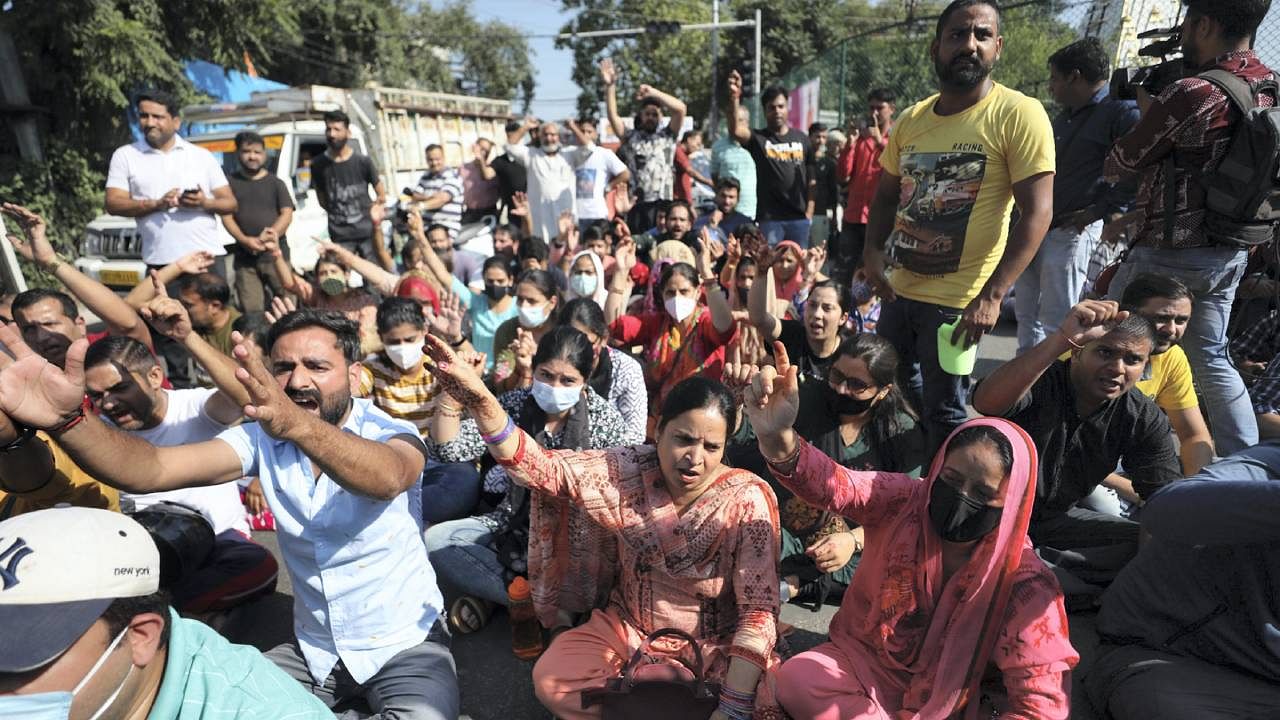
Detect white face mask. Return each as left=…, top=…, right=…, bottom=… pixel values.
left=570, top=273, right=598, bottom=298
left=519, top=303, right=549, bottom=328
left=384, top=342, right=423, bottom=370
left=531, top=379, right=582, bottom=414
left=664, top=295, right=697, bottom=323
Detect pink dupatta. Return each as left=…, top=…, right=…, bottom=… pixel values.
left=879, top=417, right=1067, bottom=719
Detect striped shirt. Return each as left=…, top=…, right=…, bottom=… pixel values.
left=416, top=167, right=464, bottom=237
left=359, top=353, right=439, bottom=438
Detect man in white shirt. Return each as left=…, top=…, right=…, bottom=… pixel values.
left=566, top=117, right=630, bottom=234
left=104, top=89, right=237, bottom=270
left=504, top=117, right=593, bottom=242
left=82, top=305, right=278, bottom=617
left=0, top=310, right=458, bottom=719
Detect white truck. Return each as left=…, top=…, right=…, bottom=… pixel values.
left=76, top=84, right=512, bottom=288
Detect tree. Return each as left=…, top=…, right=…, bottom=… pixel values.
left=0, top=0, right=533, bottom=276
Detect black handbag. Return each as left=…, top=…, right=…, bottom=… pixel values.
left=129, top=501, right=215, bottom=588
left=580, top=628, right=721, bottom=720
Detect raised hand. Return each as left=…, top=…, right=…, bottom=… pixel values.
left=727, top=70, right=743, bottom=102
left=140, top=271, right=193, bottom=341
left=511, top=328, right=536, bottom=375
left=720, top=338, right=757, bottom=410
left=427, top=292, right=465, bottom=343
left=634, top=84, right=656, bottom=102
left=2, top=203, right=58, bottom=267
left=694, top=227, right=714, bottom=278
left=599, top=57, right=617, bottom=86
left=614, top=237, right=637, bottom=274
left=175, top=250, right=216, bottom=276
left=229, top=330, right=311, bottom=439
left=804, top=246, right=827, bottom=280
left=523, top=115, right=540, bottom=131
left=510, top=191, right=530, bottom=218
left=743, top=340, right=801, bottom=438
left=0, top=323, right=88, bottom=429
left=265, top=295, right=297, bottom=325
left=422, top=334, right=494, bottom=411
left=612, top=187, right=635, bottom=217
left=1058, top=300, right=1128, bottom=349
left=725, top=235, right=742, bottom=264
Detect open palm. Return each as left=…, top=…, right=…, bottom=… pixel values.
left=742, top=341, right=801, bottom=437
left=0, top=324, right=88, bottom=428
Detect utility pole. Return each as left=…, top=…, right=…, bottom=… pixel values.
left=708, top=0, right=720, bottom=140
left=0, top=29, right=44, bottom=164
left=558, top=17, right=761, bottom=129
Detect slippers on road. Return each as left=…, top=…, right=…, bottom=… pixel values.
left=448, top=596, right=494, bottom=635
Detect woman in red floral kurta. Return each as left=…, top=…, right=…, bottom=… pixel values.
left=422, top=332, right=783, bottom=720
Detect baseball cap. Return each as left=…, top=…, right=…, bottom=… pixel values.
left=0, top=507, right=160, bottom=673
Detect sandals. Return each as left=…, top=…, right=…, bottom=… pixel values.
left=447, top=596, right=494, bottom=635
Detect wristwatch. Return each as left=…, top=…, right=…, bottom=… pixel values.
left=0, top=424, right=36, bottom=453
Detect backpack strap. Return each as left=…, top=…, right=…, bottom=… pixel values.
left=1198, top=68, right=1262, bottom=113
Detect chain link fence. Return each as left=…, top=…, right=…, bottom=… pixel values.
left=772, top=0, right=1280, bottom=129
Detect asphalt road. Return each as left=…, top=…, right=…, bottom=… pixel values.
left=218, top=318, right=1104, bottom=719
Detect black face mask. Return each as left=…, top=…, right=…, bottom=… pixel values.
left=928, top=478, right=1003, bottom=543
left=483, top=284, right=511, bottom=301
left=827, top=389, right=875, bottom=417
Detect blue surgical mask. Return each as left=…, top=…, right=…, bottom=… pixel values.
left=519, top=303, right=549, bottom=328
left=570, top=273, right=598, bottom=298
left=0, top=692, right=72, bottom=720
left=0, top=626, right=132, bottom=720
left=531, top=379, right=581, bottom=414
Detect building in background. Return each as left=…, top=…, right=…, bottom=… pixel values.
left=1080, top=0, right=1182, bottom=68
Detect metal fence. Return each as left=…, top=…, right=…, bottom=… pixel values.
left=772, top=0, right=1280, bottom=129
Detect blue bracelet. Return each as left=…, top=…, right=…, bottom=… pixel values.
left=481, top=416, right=517, bottom=445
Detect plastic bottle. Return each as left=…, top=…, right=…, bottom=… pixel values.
left=508, top=576, right=545, bottom=660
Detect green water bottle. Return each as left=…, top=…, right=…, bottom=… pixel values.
left=936, top=318, right=978, bottom=376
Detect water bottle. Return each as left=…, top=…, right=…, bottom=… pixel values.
left=508, top=576, right=545, bottom=660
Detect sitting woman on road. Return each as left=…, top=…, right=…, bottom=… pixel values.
left=745, top=343, right=1078, bottom=720
left=727, top=332, right=924, bottom=610
left=605, top=237, right=736, bottom=428
left=422, top=332, right=784, bottom=719
left=424, top=326, right=639, bottom=632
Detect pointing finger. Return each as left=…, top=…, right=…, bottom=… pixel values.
left=151, top=270, right=168, bottom=298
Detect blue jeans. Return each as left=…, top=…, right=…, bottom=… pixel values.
left=1014, top=221, right=1100, bottom=353
left=875, top=296, right=970, bottom=455
left=760, top=218, right=813, bottom=249
left=1108, top=245, right=1257, bottom=455
left=421, top=462, right=482, bottom=526
left=423, top=517, right=509, bottom=606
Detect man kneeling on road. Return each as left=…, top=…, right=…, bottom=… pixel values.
left=0, top=506, right=331, bottom=718
left=0, top=310, right=459, bottom=719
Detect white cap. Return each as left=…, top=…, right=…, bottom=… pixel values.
left=0, top=506, right=160, bottom=672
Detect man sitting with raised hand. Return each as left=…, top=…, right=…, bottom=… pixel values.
left=0, top=310, right=459, bottom=719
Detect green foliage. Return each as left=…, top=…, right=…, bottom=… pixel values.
left=0, top=0, right=533, bottom=289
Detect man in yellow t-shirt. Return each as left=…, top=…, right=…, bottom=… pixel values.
left=862, top=0, right=1056, bottom=453
left=1121, top=273, right=1215, bottom=475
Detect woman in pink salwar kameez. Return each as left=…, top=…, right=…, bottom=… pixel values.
left=744, top=342, right=1079, bottom=720
left=421, top=334, right=785, bottom=720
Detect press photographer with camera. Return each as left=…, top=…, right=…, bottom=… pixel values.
left=1103, top=0, right=1277, bottom=458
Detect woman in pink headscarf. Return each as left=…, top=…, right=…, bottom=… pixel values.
left=744, top=342, right=1078, bottom=720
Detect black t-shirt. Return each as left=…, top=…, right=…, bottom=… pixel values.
left=993, top=360, right=1181, bottom=520
left=491, top=152, right=527, bottom=211
left=310, top=152, right=378, bottom=243
left=744, top=127, right=815, bottom=221
left=227, top=171, right=295, bottom=262
left=775, top=319, right=839, bottom=384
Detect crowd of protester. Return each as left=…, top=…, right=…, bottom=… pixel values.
left=2, top=0, right=1279, bottom=717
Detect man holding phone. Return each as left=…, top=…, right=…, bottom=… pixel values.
left=105, top=89, right=237, bottom=274
left=106, top=89, right=237, bottom=387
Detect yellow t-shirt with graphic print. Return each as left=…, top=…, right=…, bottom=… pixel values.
left=879, top=83, right=1055, bottom=309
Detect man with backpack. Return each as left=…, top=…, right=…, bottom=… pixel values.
left=1104, top=0, right=1276, bottom=457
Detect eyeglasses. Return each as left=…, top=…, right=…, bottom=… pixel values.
left=828, top=370, right=875, bottom=394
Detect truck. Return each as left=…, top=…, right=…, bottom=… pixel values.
left=75, top=84, right=513, bottom=289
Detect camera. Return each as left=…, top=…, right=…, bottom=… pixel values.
left=1110, top=26, right=1186, bottom=101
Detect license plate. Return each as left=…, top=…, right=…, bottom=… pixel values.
left=98, top=269, right=141, bottom=287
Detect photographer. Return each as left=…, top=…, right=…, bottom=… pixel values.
left=1104, top=0, right=1275, bottom=457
